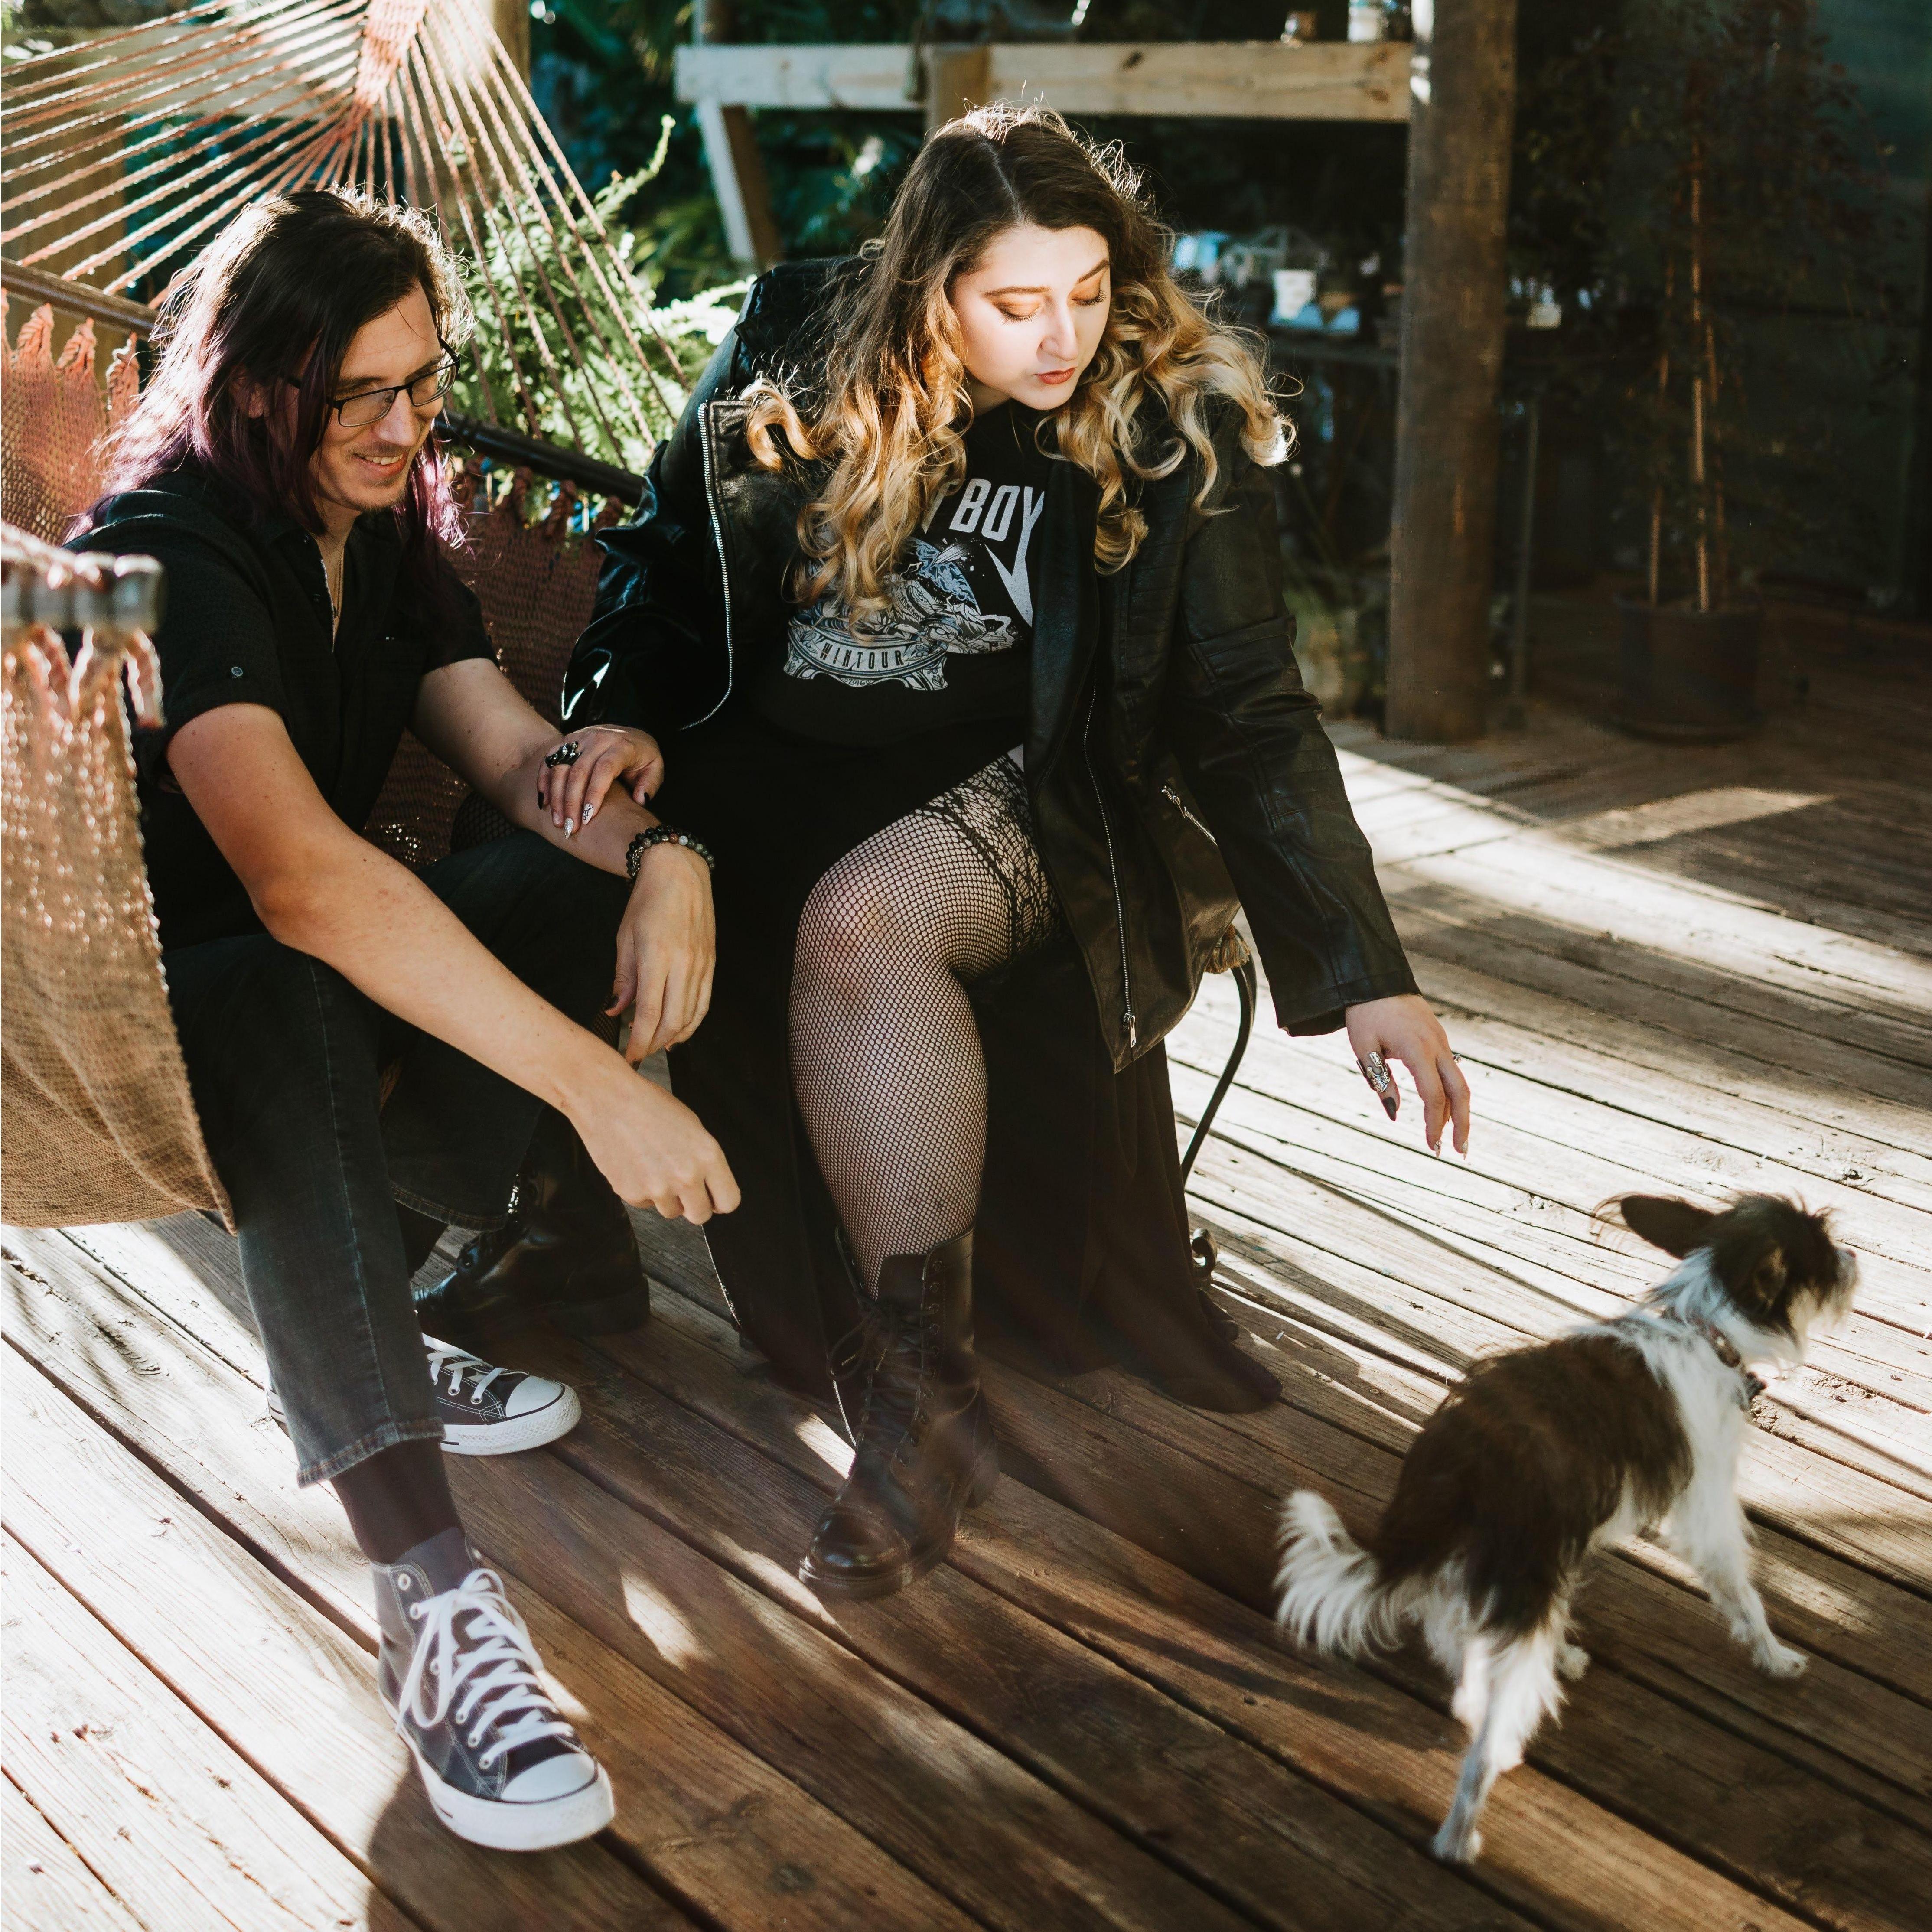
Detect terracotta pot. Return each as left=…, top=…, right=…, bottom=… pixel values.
left=1615, top=597, right=1763, bottom=740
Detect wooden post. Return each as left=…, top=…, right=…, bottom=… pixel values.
left=693, top=1, right=782, bottom=270
left=491, top=0, right=529, bottom=81
left=924, top=44, right=993, bottom=131
left=1384, top=0, right=1519, bottom=743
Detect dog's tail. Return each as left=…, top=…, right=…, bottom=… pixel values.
left=1276, top=1491, right=1404, bottom=1657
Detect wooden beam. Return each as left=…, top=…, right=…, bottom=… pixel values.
left=1385, top=0, right=1518, bottom=742
left=691, top=9, right=783, bottom=274
left=490, top=0, right=529, bottom=81
left=675, top=41, right=1410, bottom=122
left=925, top=43, right=992, bottom=131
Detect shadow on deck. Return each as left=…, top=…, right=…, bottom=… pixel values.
left=6, top=645, right=1931, bottom=1932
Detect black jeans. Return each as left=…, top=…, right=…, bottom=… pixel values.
left=164, top=832, right=630, bottom=1486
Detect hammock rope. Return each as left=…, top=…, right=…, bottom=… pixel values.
left=0, top=2, right=665, bottom=1225
left=2, top=0, right=685, bottom=470
left=1, top=518, right=232, bottom=1227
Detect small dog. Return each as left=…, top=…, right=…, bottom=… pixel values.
left=1275, top=1192, right=1856, bottom=1865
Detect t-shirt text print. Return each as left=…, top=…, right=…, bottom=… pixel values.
left=785, top=463, right=1047, bottom=690
left=754, top=402, right=1056, bottom=749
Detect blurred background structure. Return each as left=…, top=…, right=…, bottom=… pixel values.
left=7, top=1, right=1926, bottom=741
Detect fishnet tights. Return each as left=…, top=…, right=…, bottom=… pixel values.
left=790, top=753, right=1063, bottom=1292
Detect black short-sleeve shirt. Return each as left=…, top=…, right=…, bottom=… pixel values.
left=750, top=401, right=1057, bottom=747
left=76, top=467, right=495, bottom=951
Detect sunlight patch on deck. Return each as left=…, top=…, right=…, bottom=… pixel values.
left=1563, top=787, right=1828, bottom=850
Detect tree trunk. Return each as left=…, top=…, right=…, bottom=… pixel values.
left=1384, top=0, right=1520, bottom=743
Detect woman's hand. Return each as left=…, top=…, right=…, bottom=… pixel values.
left=538, top=724, right=664, bottom=837
left=611, top=842, right=715, bottom=1061
left=1344, top=994, right=1470, bottom=1155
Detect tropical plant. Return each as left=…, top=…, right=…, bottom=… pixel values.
left=451, top=134, right=747, bottom=471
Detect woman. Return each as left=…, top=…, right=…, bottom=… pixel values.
left=555, top=106, right=1470, bottom=1600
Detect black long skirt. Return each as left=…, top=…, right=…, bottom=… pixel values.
left=652, top=707, right=1235, bottom=1402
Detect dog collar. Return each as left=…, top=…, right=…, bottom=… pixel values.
left=1685, top=1315, right=1765, bottom=1410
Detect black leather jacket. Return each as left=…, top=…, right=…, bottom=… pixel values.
left=564, top=262, right=1416, bottom=1068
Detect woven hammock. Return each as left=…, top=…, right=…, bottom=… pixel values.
left=0, top=1, right=662, bottom=1226
left=1, top=518, right=232, bottom=1225
left=2, top=0, right=688, bottom=472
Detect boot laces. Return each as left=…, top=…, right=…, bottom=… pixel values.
left=858, top=1280, right=941, bottom=1468
left=395, top=1566, right=577, bottom=1769
left=424, top=1339, right=507, bottom=1407
left=455, top=1221, right=519, bottom=1278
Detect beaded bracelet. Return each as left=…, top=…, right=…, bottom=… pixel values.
left=626, top=824, right=716, bottom=882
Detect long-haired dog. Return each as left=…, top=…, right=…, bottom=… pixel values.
left=1275, top=1193, right=1856, bottom=1864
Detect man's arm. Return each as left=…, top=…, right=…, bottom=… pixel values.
left=410, top=658, right=712, bottom=1059
left=164, top=701, right=736, bottom=1218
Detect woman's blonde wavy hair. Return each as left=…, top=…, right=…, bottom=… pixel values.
left=742, top=104, right=1289, bottom=620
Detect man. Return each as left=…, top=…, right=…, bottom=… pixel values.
left=78, top=188, right=736, bottom=1851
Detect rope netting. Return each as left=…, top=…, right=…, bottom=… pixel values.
left=0, top=3, right=686, bottom=1223
left=1, top=520, right=231, bottom=1226
left=2, top=0, right=691, bottom=470
left=366, top=470, right=618, bottom=868
left=0, top=293, right=141, bottom=542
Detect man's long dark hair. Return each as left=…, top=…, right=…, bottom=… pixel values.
left=87, top=189, right=472, bottom=606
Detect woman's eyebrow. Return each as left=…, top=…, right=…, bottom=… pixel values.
left=984, top=258, right=1111, bottom=297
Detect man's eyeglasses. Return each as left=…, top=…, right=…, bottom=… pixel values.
left=322, top=354, right=457, bottom=429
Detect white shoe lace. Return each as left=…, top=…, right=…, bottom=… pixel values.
left=424, top=1339, right=508, bottom=1408
left=395, top=1566, right=578, bottom=1770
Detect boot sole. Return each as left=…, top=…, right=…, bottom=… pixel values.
left=404, top=1739, right=615, bottom=1851
left=797, top=1443, right=1000, bottom=1602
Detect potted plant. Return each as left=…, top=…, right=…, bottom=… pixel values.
left=1606, top=0, right=1892, bottom=739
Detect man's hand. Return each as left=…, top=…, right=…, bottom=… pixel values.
left=1343, top=994, right=1471, bottom=1155
left=538, top=724, right=663, bottom=837
left=612, top=840, right=714, bottom=1061
left=573, top=1059, right=739, bottom=1223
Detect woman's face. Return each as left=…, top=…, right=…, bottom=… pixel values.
left=948, top=223, right=1111, bottom=414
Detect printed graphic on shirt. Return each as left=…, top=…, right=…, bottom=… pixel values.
left=783, top=467, right=1048, bottom=691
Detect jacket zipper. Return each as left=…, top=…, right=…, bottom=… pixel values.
left=1083, top=687, right=1137, bottom=1051
left=694, top=402, right=736, bottom=726
left=1161, top=782, right=1219, bottom=844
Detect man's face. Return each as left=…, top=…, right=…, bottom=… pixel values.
left=306, top=284, right=446, bottom=527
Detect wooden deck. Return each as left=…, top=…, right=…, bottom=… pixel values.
left=7, top=616, right=1931, bottom=1932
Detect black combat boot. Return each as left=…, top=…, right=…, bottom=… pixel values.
left=799, top=1231, right=1000, bottom=1601
left=413, top=1109, right=649, bottom=1352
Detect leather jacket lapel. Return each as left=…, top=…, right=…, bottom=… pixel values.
left=1026, top=457, right=1101, bottom=780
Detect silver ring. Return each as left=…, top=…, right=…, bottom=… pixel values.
left=1358, top=1049, right=1396, bottom=1097
left=543, top=740, right=583, bottom=769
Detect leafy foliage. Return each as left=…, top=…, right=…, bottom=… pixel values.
left=451, top=138, right=746, bottom=470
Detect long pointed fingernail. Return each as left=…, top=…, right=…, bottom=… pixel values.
left=583, top=803, right=595, bottom=824
left=564, top=817, right=575, bottom=837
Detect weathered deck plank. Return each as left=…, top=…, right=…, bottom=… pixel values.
left=2, top=1349, right=691, bottom=1932
left=7, top=684, right=1931, bottom=1931
left=2, top=1772, right=150, bottom=1932
left=4, top=1533, right=416, bottom=1932
left=0, top=1228, right=1015, bottom=1932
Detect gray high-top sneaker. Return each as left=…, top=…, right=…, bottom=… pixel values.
left=268, top=1337, right=580, bottom=1456
left=372, top=1527, right=613, bottom=1851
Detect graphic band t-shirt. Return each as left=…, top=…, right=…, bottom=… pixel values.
left=752, top=401, right=1056, bottom=747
